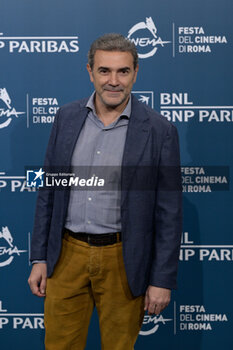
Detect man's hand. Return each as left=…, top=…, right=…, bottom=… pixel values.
left=144, top=285, right=171, bottom=315
left=28, top=263, right=47, bottom=297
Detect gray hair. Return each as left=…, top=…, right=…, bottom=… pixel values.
left=88, top=33, right=138, bottom=70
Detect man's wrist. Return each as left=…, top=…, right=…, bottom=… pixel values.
left=31, top=260, right=47, bottom=264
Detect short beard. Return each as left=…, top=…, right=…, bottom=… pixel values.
left=99, top=93, right=129, bottom=109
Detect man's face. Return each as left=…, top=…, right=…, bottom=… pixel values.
left=87, top=50, right=138, bottom=109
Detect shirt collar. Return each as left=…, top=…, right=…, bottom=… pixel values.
left=86, top=91, right=131, bottom=119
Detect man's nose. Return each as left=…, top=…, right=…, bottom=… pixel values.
left=108, top=72, right=119, bottom=86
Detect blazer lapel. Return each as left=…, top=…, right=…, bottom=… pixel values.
left=121, top=95, right=150, bottom=206
left=62, top=105, right=89, bottom=165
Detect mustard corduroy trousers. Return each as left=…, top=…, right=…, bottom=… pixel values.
left=44, top=233, right=145, bottom=350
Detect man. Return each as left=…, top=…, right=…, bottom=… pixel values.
left=28, top=33, right=182, bottom=350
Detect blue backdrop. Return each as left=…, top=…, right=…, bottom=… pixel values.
left=0, top=0, right=232, bottom=349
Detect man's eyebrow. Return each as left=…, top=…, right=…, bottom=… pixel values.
left=97, top=66, right=110, bottom=71
left=97, top=66, right=131, bottom=71
left=118, top=66, right=131, bottom=71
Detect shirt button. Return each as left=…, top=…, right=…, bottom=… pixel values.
left=96, top=151, right=101, bottom=154
left=87, top=220, right=91, bottom=224
left=88, top=197, right=92, bottom=201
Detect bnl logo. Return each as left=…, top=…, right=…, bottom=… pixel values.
left=132, top=91, right=154, bottom=108
left=26, top=168, right=44, bottom=187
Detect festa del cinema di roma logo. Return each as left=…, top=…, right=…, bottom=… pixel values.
left=0, top=88, right=25, bottom=129
left=127, top=17, right=171, bottom=58
left=0, top=226, right=27, bottom=267
left=140, top=314, right=172, bottom=335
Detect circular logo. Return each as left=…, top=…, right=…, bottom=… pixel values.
left=0, top=88, right=25, bottom=129
left=0, top=226, right=26, bottom=267
left=127, top=17, right=170, bottom=59
left=140, top=314, right=173, bottom=336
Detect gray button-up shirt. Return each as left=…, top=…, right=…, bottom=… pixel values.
left=65, top=92, right=131, bottom=234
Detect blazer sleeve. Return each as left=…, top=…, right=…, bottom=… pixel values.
left=149, top=123, right=182, bottom=289
left=30, top=108, right=61, bottom=261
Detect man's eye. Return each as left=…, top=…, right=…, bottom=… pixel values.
left=99, top=69, right=108, bottom=74
left=120, top=70, right=129, bottom=75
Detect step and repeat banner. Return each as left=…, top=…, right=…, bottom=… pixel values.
left=0, top=0, right=232, bottom=349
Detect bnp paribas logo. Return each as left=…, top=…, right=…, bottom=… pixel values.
left=127, top=17, right=171, bottom=58
left=0, top=32, right=79, bottom=53
left=0, top=88, right=25, bottom=129
left=132, top=91, right=154, bottom=108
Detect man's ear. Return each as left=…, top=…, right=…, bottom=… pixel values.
left=86, top=64, right=94, bottom=82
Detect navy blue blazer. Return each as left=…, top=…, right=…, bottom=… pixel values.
left=31, top=94, right=182, bottom=297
